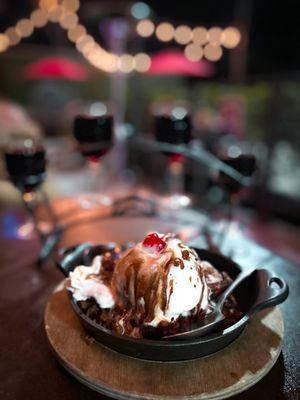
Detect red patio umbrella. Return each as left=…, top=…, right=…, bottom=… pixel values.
left=23, top=56, right=89, bottom=81
left=147, top=50, right=215, bottom=77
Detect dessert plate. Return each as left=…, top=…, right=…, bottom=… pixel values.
left=57, top=244, right=288, bottom=361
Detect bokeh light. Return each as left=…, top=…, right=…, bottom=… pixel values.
left=221, top=26, right=241, bottom=48
left=156, top=22, right=174, bottom=42
left=16, top=19, right=34, bottom=38
left=131, top=2, right=151, bottom=20
left=184, top=43, right=203, bottom=61
left=203, top=43, right=223, bottom=61
left=60, top=12, right=78, bottom=29
left=4, top=27, right=21, bottom=46
left=67, top=24, right=86, bottom=42
left=136, top=19, right=154, bottom=37
left=62, top=0, right=80, bottom=12
left=30, top=9, right=49, bottom=28
left=134, top=52, right=151, bottom=72
left=192, top=27, right=208, bottom=45
left=48, top=6, right=64, bottom=23
left=76, top=34, right=94, bottom=52
left=207, top=27, right=222, bottom=45
left=118, top=54, right=135, bottom=73
left=0, top=34, right=9, bottom=52
left=174, top=25, right=192, bottom=44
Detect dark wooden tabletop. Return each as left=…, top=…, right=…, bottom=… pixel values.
left=0, top=199, right=299, bottom=400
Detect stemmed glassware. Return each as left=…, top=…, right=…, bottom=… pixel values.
left=4, top=137, right=60, bottom=264
left=215, top=150, right=256, bottom=246
left=73, top=114, right=114, bottom=209
left=154, top=108, right=192, bottom=212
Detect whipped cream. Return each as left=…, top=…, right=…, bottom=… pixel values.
left=68, top=255, right=115, bottom=309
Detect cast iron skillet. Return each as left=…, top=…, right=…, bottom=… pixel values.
left=57, top=243, right=289, bottom=362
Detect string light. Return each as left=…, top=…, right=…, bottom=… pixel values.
left=48, top=5, right=64, bottom=22
left=67, top=24, right=86, bottom=42
left=62, top=0, right=80, bottom=13
left=134, top=52, right=151, bottom=72
left=203, top=43, right=223, bottom=61
left=192, top=27, right=208, bottom=45
left=59, top=11, right=78, bottom=29
left=16, top=19, right=34, bottom=38
left=184, top=43, right=203, bottom=61
left=118, top=54, right=135, bottom=73
left=30, top=9, right=49, bottom=27
left=136, top=19, right=154, bottom=37
left=0, top=34, right=9, bottom=52
left=155, top=22, right=174, bottom=42
left=174, top=25, right=192, bottom=45
left=207, top=27, right=222, bottom=45
left=4, top=27, right=21, bottom=46
left=221, top=26, right=241, bottom=48
left=0, top=1, right=241, bottom=72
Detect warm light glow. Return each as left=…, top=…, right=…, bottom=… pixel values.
left=5, top=27, right=21, bottom=46
left=207, top=27, right=222, bottom=45
left=192, top=27, right=208, bottom=45
left=0, top=34, right=9, bottom=52
left=118, top=54, right=135, bottom=73
left=60, top=12, right=78, bottom=29
left=221, top=26, right=241, bottom=48
left=30, top=9, right=49, bottom=28
left=81, top=40, right=96, bottom=56
left=39, top=0, right=58, bottom=11
left=184, top=43, right=203, bottom=61
left=76, top=34, right=94, bottom=52
left=67, top=24, right=86, bottom=42
left=204, top=43, right=223, bottom=61
left=134, top=52, right=151, bottom=72
left=136, top=19, right=154, bottom=37
left=101, top=53, right=118, bottom=73
left=16, top=19, right=34, bottom=38
left=156, top=22, right=174, bottom=42
left=48, top=6, right=64, bottom=23
left=62, top=0, right=80, bottom=12
left=174, top=25, right=192, bottom=44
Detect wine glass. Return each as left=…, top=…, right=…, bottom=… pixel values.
left=73, top=114, right=114, bottom=209
left=154, top=109, right=192, bottom=211
left=4, top=137, right=61, bottom=264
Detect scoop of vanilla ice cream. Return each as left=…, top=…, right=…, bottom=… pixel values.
left=111, top=234, right=211, bottom=327
left=69, top=255, right=115, bottom=309
left=149, top=237, right=210, bottom=326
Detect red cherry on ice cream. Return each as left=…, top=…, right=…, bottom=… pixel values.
left=142, top=233, right=166, bottom=253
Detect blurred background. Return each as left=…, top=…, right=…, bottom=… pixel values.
left=0, top=0, right=299, bottom=253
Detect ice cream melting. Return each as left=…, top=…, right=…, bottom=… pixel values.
left=68, top=233, right=214, bottom=334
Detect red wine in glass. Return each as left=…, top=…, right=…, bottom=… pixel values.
left=154, top=114, right=192, bottom=161
left=74, top=115, right=113, bottom=163
left=5, top=144, right=46, bottom=193
left=154, top=114, right=192, bottom=210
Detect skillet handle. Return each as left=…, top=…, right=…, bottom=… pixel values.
left=246, top=269, right=289, bottom=318
left=56, top=242, right=92, bottom=277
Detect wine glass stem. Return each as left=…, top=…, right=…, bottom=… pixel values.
left=168, top=161, right=184, bottom=197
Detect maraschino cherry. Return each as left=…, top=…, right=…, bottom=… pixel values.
left=142, top=233, right=166, bottom=253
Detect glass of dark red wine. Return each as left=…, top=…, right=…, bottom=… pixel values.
left=154, top=110, right=192, bottom=211
left=73, top=114, right=114, bottom=209
left=4, top=138, right=61, bottom=265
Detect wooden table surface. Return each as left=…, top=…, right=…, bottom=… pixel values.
left=0, top=198, right=299, bottom=400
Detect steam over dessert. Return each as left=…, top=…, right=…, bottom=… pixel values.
left=68, top=233, right=241, bottom=338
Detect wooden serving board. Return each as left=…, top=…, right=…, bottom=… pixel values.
left=45, top=284, right=284, bottom=400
